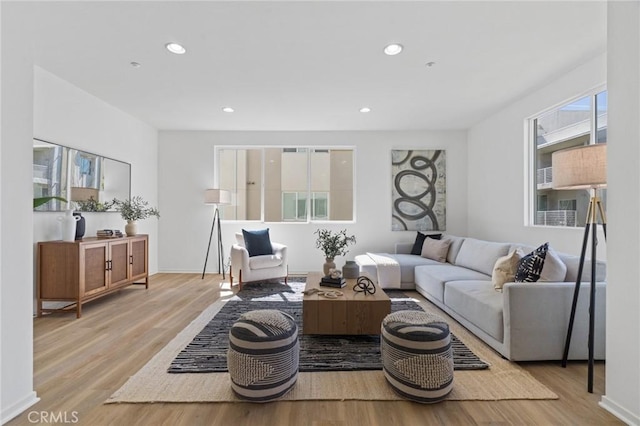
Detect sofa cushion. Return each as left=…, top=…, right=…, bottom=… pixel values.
left=444, top=281, right=504, bottom=342
left=454, top=238, right=511, bottom=276
left=515, top=243, right=548, bottom=282
left=442, top=235, right=465, bottom=264
left=410, top=232, right=442, bottom=255
left=421, top=238, right=451, bottom=263
left=243, top=228, right=274, bottom=257
left=248, top=254, right=283, bottom=270
left=492, top=250, right=521, bottom=291
left=393, top=254, right=441, bottom=283
left=355, top=253, right=440, bottom=285
left=559, top=253, right=607, bottom=283
left=414, top=264, right=491, bottom=303
left=539, top=247, right=567, bottom=282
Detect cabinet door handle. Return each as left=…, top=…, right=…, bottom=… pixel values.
left=129, top=255, right=133, bottom=265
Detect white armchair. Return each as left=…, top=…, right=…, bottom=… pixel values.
left=230, top=232, right=288, bottom=290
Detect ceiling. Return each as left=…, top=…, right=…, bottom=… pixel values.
left=6, top=1, right=607, bottom=131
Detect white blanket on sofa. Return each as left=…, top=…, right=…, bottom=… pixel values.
left=365, top=252, right=401, bottom=289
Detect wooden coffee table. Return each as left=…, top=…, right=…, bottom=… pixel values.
left=302, top=271, right=391, bottom=335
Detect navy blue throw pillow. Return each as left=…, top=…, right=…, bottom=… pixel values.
left=410, top=232, right=443, bottom=255
left=242, top=229, right=273, bottom=257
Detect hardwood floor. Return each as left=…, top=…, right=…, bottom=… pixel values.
left=9, top=273, right=622, bottom=426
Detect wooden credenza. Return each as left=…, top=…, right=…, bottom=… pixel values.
left=37, top=234, right=149, bottom=318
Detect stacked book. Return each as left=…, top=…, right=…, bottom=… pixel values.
left=320, top=275, right=346, bottom=288
left=97, top=229, right=123, bottom=238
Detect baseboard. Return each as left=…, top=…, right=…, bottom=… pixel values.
left=600, top=396, right=640, bottom=425
left=1, top=391, right=39, bottom=425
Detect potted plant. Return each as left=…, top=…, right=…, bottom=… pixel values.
left=314, top=228, right=356, bottom=275
left=114, top=196, right=160, bottom=236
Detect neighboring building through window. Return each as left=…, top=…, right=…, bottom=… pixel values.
left=530, top=89, right=607, bottom=227
left=217, top=147, right=354, bottom=222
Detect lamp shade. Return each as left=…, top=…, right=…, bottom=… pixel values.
left=70, top=187, right=100, bottom=202
left=204, top=189, right=231, bottom=205
left=552, top=144, right=607, bottom=190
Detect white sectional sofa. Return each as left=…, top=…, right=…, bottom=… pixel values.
left=357, top=235, right=606, bottom=361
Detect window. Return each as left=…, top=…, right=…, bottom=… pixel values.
left=282, top=192, right=307, bottom=221
left=529, top=89, right=607, bottom=227
left=311, top=192, right=328, bottom=220
left=217, top=147, right=354, bottom=222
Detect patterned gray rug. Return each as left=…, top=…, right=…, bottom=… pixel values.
left=168, top=278, right=488, bottom=373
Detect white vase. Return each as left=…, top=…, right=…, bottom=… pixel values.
left=125, top=220, right=137, bottom=236
left=58, top=209, right=80, bottom=242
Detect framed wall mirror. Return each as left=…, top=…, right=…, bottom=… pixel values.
left=33, top=138, right=131, bottom=212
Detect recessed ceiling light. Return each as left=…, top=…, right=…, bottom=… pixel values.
left=165, top=42, right=186, bottom=55
left=222, top=107, right=235, bottom=113
left=130, top=61, right=141, bottom=68
left=383, top=43, right=403, bottom=56
left=359, top=107, right=371, bottom=113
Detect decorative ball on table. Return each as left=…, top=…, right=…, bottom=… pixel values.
left=329, top=269, right=342, bottom=279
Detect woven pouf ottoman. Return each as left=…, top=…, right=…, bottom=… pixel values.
left=227, top=309, right=299, bottom=402
left=381, top=310, right=454, bottom=403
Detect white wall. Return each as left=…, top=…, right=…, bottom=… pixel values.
left=158, top=131, right=467, bottom=273
left=468, top=31, right=640, bottom=424
left=467, top=53, right=607, bottom=257
left=1, top=13, right=40, bottom=424
left=33, top=68, right=159, bottom=274
left=600, top=2, right=640, bottom=424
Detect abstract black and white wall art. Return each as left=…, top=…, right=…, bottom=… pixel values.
left=391, top=150, right=446, bottom=231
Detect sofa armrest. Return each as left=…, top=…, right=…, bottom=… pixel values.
left=271, top=242, right=288, bottom=262
left=395, top=242, right=413, bottom=254
left=502, top=281, right=606, bottom=361
left=230, top=244, right=250, bottom=271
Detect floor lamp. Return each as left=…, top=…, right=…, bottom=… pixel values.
left=202, top=189, right=231, bottom=280
left=552, top=143, right=607, bottom=393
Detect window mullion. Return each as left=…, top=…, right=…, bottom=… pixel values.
left=307, top=149, right=311, bottom=222
left=590, top=94, right=597, bottom=146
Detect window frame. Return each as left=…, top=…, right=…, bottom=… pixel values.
left=525, top=84, right=607, bottom=228
left=215, top=145, right=356, bottom=224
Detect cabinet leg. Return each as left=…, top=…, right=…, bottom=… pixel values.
left=77, top=300, right=82, bottom=319
left=37, top=299, right=42, bottom=318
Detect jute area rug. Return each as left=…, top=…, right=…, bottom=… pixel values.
left=107, top=286, right=557, bottom=403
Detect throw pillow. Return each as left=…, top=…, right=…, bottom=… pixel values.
left=242, top=228, right=273, bottom=257
left=411, top=232, right=443, bottom=255
left=539, top=247, right=567, bottom=282
left=515, top=242, right=549, bottom=283
left=420, top=238, right=451, bottom=263
left=492, top=249, right=521, bottom=291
